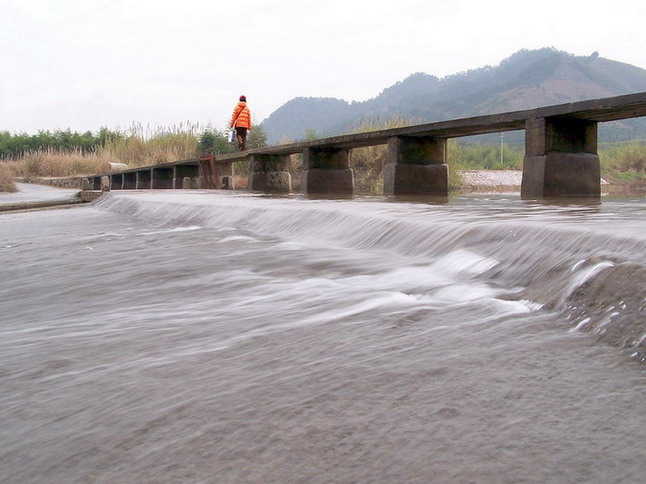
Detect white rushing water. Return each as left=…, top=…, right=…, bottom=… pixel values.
left=1, top=190, right=645, bottom=483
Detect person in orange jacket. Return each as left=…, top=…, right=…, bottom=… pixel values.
left=230, top=95, right=252, bottom=151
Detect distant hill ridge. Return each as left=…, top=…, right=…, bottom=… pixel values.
left=261, top=48, right=646, bottom=144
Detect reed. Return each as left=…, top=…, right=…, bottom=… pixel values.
left=0, top=163, right=18, bottom=192
left=348, top=117, right=411, bottom=193
left=6, top=149, right=107, bottom=178
left=7, top=123, right=210, bottom=176
left=99, top=122, right=201, bottom=167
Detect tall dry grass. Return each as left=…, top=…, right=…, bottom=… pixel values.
left=6, top=149, right=108, bottom=178
left=7, top=122, right=207, bottom=178
left=348, top=116, right=411, bottom=193
left=0, top=163, right=18, bottom=192
left=101, top=122, right=200, bottom=167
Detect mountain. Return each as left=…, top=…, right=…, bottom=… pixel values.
left=261, top=48, right=646, bottom=144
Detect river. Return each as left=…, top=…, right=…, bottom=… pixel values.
left=1, top=190, right=645, bottom=483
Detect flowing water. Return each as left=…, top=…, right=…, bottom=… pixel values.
left=1, top=190, right=645, bottom=483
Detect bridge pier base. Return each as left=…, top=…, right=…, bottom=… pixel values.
left=123, top=172, right=136, bottom=189
left=219, top=162, right=235, bottom=190
left=522, top=117, right=600, bottom=198
left=383, top=136, right=448, bottom=195
left=137, top=170, right=152, bottom=189
left=111, top=173, right=123, bottom=190
left=301, top=147, right=354, bottom=195
left=174, top=165, right=200, bottom=189
left=248, top=154, right=292, bottom=193
left=152, top=167, right=174, bottom=189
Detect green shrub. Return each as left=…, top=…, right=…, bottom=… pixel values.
left=600, top=141, right=646, bottom=174
left=617, top=171, right=646, bottom=182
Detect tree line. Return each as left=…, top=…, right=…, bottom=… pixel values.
left=0, top=128, right=122, bottom=159
left=0, top=125, right=269, bottom=160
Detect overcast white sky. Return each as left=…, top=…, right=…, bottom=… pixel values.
left=1, top=0, right=644, bottom=135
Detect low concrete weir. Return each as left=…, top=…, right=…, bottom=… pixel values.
left=88, top=92, right=646, bottom=198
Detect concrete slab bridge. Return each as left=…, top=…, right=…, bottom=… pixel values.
left=89, top=92, right=646, bottom=198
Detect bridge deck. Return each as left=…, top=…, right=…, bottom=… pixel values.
left=101, top=91, right=646, bottom=174
left=214, top=91, right=646, bottom=162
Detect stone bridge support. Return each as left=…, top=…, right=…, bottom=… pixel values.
left=249, top=154, right=292, bottom=193
left=383, top=136, right=448, bottom=195
left=521, top=117, right=600, bottom=197
left=100, top=176, right=111, bottom=192
left=174, top=165, right=200, bottom=189
left=218, top=162, right=235, bottom=190
left=152, top=167, right=174, bottom=189
left=137, top=170, right=152, bottom=189
left=301, top=147, right=354, bottom=195
left=111, top=173, right=123, bottom=190
left=123, top=172, right=137, bottom=189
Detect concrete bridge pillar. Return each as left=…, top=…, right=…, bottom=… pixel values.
left=152, top=167, right=174, bottom=189
left=248, top=154, right=292, bottom=193
left=383, top=136, right=448, bottom=195
left=111, top=173, right=123, bottom=190
left=123, top=172, right=136, bottom=189
left=219, top=162, right=235, bottom=190
left=174, top=165, right=200, bottom=189
left=301, top=147, right=354, bottom=194
left=136, top=169, right=152, bottom=189
left=522, top=117, right=600, bottom=197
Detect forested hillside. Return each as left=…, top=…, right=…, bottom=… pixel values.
left=261, top=48, right=646, bottom=144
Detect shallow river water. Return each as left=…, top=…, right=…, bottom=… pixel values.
left=1, top=190, right=645, bottom=483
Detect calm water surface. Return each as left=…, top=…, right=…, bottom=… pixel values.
left=1, top=190, right=645, bottom=483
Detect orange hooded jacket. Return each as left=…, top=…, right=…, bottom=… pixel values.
left=230, top=102, right=252, bottom=129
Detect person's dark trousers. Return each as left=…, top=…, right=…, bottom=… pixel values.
left=235, top=127, right=248, bottom=151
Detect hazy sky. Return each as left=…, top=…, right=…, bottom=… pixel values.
left=2, top=0, right=645, bottom=135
